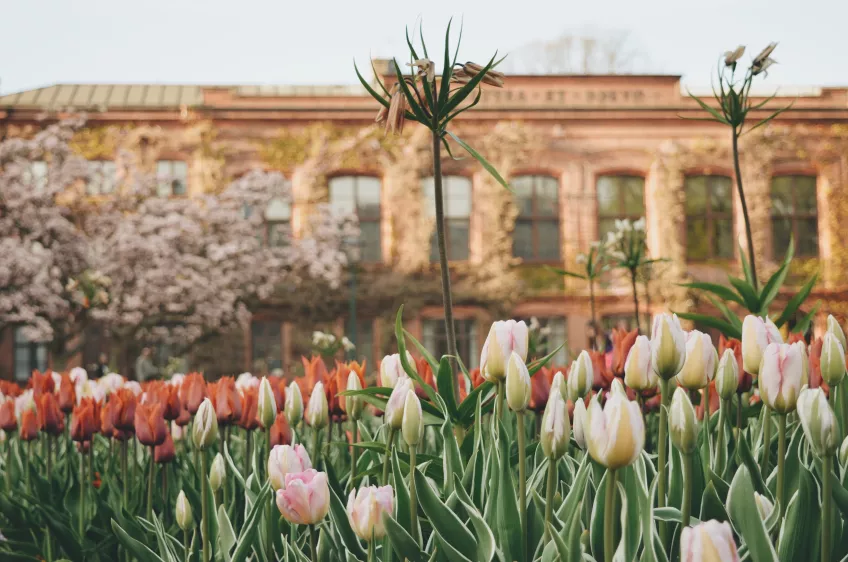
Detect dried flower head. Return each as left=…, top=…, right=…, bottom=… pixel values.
left=461, top=62, right=505, bottom=88
left=408, top=58, right=435, bottom=83
left=723, top=45, right=745, bottom=67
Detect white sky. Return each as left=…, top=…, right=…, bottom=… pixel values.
left=1, top=0, right=846, bottom=94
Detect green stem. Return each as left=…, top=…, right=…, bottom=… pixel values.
left=497, top=382, right=505, bottom=421
left=735, top=395, right=743, bottom=463
left=382, top=427, right=396, bottom=486
left=732, top=126, right=758, bottom=291
left=147, top=447, right=155, bottom=521
left=630, top=268, right=641, bottom=335
left=715, top=399, right=726, bottom=472
left=309, top=524, right=317, bottom=562
left=46, top=435, right=53, bottom=562
left=682, top=453, right=692, bottom=529
left=777, top=414, right=787, bottom=521
left=517, top=412, right=528, bottom=562
left=704, top=382, right=712, bottom=472
left=604, top=469, right=617, bottom=562
left=350, top=421, right=358, bottom=491
left=200, top=451, right=210, bottom=562
left=367, top=537, right=375, bottom=562
left=5, top=438, right=11, bottom=491
left=244, top=429, right=252, bottom=480
left=26, top=440, right=31, bottom=493
left=543, top=457, right=556, bottom=543
left=762, top=406, right=772, bottom=479
left=312, top=427, right=322, bottom=470
left=409, top=445, right=418, bottom=546
left=265, top=428, right=271, bottom=480
left=121, top=439, right=128, bottom=508
left=184, top=529, right=190, bottom=562
left=658, top=378, right=670, bottom=546
left=823, top=455, right=833, bottom=562
left=840, top=383, right=848, bottom=441
left=79, top=448, right=86, bottom=537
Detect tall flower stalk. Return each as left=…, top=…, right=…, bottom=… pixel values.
left=549, top=242, right=608, bottom=350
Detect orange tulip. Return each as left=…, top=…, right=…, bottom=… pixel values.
left=57, top=373, right=76, bottom=413
left=101, top=399, right=116, bottom=438
left=302, top=355, right=329, bottom=394
left=37, top=393, right=64, bottom=435
left=213, top=377, right=242, bottom=426
left=588, top=351, right=615, bottom=390
left=697, top=381, right=721, bottom=420
left=135, top=402, right=168, bottom=447
left=528, top=366, right=557, bottom=413
left=181, top=372, right=207, bottom=415
left=71, top=399, right=97, bottom=442
left=157, top=385, right=182, bottom=421
left=30, top=369, right=55, bottom=399
left=175, top=404, right=191, bottom=426
left=270, top=412, right=293, bottom=447
left=154, top=431, right=176, bottom=463
left=470, top=367, right=486, bottom=389
left=0, top=400, right=17, bottom=432
left=335, top=360, right=367, bottom=413
left=268, top=375, right=286, bottom=413
left=20, top=409, right=39, bottom=441
left=0, top=381, right=22, bottom=398
left=809, top=337, right=828, bottom=393
left=611, top=328, right=638, bottom=376
left=239, top=387, right=259, bottom=430
left=718, top=335, right=751, bottom=393
left=111, top=389, right=137, bottom=432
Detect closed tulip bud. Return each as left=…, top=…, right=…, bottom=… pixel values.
left=550, top=371, right=567, bottom=402
left=759, top=343, right=804, bottom=414
left=37, top=393, right=64, bottom=436
left=840, top=435, right=848, bottom=467
left=677, top=331, right=718, bottom=390
left=715, top=349, right=739, bottom=399
left=135, top=402, right=168, bottom=447
left=585, top=389, right=645, bottom=469
left=257, top=377, right=277, bottom=430
left=741, top=315, right=782, bottom=375
left=573, top=399, right=587, bottom=450
left=345, top=372, right=365, bottom=421
left=285, top=382, right=303, bottom=425
left=385, top=377, right=413, bottom=429
left=797, top=387, right=839, bottom=457
left=276, top=469, right=330, bottom=525
left=401, top=390, right=423, bottom=446
left=379, top=352, right=416, bottom=389
left=680, top=520, right=739, bottom=562
left=669, top=388, right=698, bottom=454
left=820, top=332, right=846, bottom=387
left=624, top=335, right=656, bottom=391
left=480, top=320, right=529, bottom=383
left=0, top=401, right=16, bottom=432
left=540, top=390, right=569, bottom=459
left=347, top=485, right=394, bottom=541
left=793, top=341, right=809, bottom=388
left=306, top=381, right=329, bottom=429
left=827, top=314, right=847, bottom=351
left=209, top=453, right=226, bottom=492
left=651, top=313, right=687, bottom=380
left=175, top=491, right=193, bottom=531
left=567, top=351, right=593, bottom=401
left=192, top=398, right=219, bottom=450
left=753, top=492, right=774, bottom=521
left=268, top=443, right=312, bottom=490
left=57, top=373, right=76, bottom=414
left=506, top=352, right=531, bottom=413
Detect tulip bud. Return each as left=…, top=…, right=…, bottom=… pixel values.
left=550, top=371, right=567, bottom=402
left=257, top=377, right=277, bottom=430
left=347, top=485, right=395, bottom=541
left=840, top=435, right=848, bottom=467
left=677, top=331, right=717, bottom=390
left=379, top=352, right=416, bottom=389
left=385, top=377, right=413, bottom=430
left=585, top=390, right=644, bottom=469
left=827, top=314, right=847, bottom=351
left=268, top=444, right=312, bottom=490
left=506, top=352, right=531, bottom=413
left=175, top=490, right=193, bottom=531
left=540, top=390, right=569, bottom=459
left=346, top=372, right=365, bottom=421
left=793, top=341, right=809, bottom=388
left=759, top=343, right=804, bottom=414
left=401, top=390, right=423, bottom=446
left=480, top=320, right=529, bottom=383
left=741, top=315, right=782, bottom=375
left=715, top=349, right=739, bottom=400
left=651, top=313, right=687, bottom=380
left=669, top=388, right=698, bottom=454
left=797, top=387, right=839, bottom=457
left=680, top=520, right=739, bottom=562
left=285, top=382, right=303, bottom=425
left=566, top=351, right=593, bottom=401
left=209, top=453, right=226, bottom=492
left=820, top=332, right=846, bottom=387
left=572, top=399, right=587, bottom=450
left=192, top=398, right=218, bottom=450
left=753, top=492, right=774, bottom=521
left=624, top=335, right=656, bottom=391
left=306, top=382, right=329, bottom=429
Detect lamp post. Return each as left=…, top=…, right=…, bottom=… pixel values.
left=344, top=236, right=361, bottom=361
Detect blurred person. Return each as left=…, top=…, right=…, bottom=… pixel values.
left=93, top=352, right=110, bottom=379
left=135, top=347, right=159, bottom=382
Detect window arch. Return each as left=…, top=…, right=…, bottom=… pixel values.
left=684, top=175, right=733, bottom=260
left=596, top=174, right=644, bottom=240
left=421, top=175, right=471, bottom=261
left=265, top=197, right=291, bottom=247
left=512, top=175, right=560, bottom=261
left=328, top=175, right=382, bottom=262
left=771, top=175, right=818, bottom=257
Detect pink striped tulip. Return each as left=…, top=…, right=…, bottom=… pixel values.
left=275, top=469, right=330, bottom=526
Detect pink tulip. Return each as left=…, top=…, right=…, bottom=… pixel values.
left=480, top=320, right=529, bottom=383
left=268, top=444, right=312, bottom=490
left=275, top=469, right=330, bottom=526
left=347, top=485, right=394, bottom=541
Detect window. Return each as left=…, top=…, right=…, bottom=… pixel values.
left=771, top=175, right=818, bottom=257
left=521, top=316, right=568, bottom=365
left=24, top=161, right=48, bottom=193
left=87, top=160, right=117, bottom=195
left=685, top=175, right=733, bottom=260
left=596, top=175, right=645, bottom=240
left=344, top=318, right=374, bottom=367
left=265, top=197, right=291, bottom=247
left=512, top=175, right=560, bottom=261
left=329, top=176, right=381, bottom=262
left=13, top=328, right=47, bottom=383
left=422, top=318, right=479, bottom=369
left=252, top=321, right=282, bottom=371
left=157, top=160, right=188, bottom=196
left=421, top=176, right=471, bottom=261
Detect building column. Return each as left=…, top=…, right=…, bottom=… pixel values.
left=736, top=142, right=774, bottom=272
left=819, top=155, right=848, bottom=288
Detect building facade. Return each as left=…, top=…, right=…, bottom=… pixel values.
left=2, top=63, right=848, bottom=379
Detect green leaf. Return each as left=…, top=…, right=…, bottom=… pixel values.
left=727, top=466, right=778, bottom=562
left=777, top=466, right=820, bottom=562
left=456, top=382, right=494, bottom=425
left=223, top=442, right=246, bottom=491
left=680, top=281, right=745, bottom=306
left=437, top=18, right=453, bottom=107
left=231, top=485, right=271, bottom=562
left=705, top=295, right=743, bottom=331
left=327, top=485, right=367, bottom=560
left=545, top=266, right=587, bottom=280
left=758, top=238, right=794, bottom=311
left=111, top=519, right=166, bottom=562
left=441, top=87, right=483, bottom=126
left=413, top=468, right=477, bottom=560
left=699, top=481, right=729, bottom=523
left=775, top=273, right=818, bottom=327
left=354, top=61, right=390, bottom=109
left=403, top=328, right=440, bottom=375
left=395, top=306, right=441, bottom=407
left=441, top=421, right=463, bottom=496
left=653, top=507, right=701, bottom=525
left=791, top=301, right=821, bottom=334
left=728, top=275, right=761, bottom=313
left=392, top=450, right=412, bottom=532
left=452, top=476, right=496, bottom=562
left=439, top=52, right=497, bottom=119
left=687, top=91, right=730, bottom=124
left=674, top=312, right=742, bottom=339
left=436, top=357, right=459, bottom=419
left=391, top=57, right=430, bottom=125
left=217, top=504, right=237, bottom=562
left=738, top=434, right=772, bottom=500
left=445, top=131, right=509, bottom=191
left=528, top=344, right=565, bottom=376
left=739, top=242, right=756, bottom=287
left=383, top=513, right=423, bottom=562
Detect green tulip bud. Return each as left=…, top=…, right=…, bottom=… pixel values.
left=540, top=391, right=569, bottom=460
left=306, top=381, right=329, bottom=429
left=401, top=390, right=423, bottom=446
left=566, top=351, right=593, bottom=401
left=821, top=332, right=846, bottom=387
left=715, top=349, right=739, bottom=400
left=285, top=382, right=303, bottom=425
left=175, top=490, right=193, bottom=531
left=827, top=314, right=847, bottom=351
left=797, top=387, right=839, bottom=458
left=209, top=453, right=226, bottom=492
left=506, top=352, right=531, bottom=413
left=669, top=387, right=698, bottom=454
left=192, top=398, right=218, bottom=450
left=257, top=377, right=277, bottom=430
left=345, top=372, right=365, bottom=421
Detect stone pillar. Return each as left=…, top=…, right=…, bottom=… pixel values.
left=560, top=161, right=589, bottom=292
left=290, top=160, right=328, bottom=238
left=819, top=155, right=848, bottom=288
left=737, top=137, right=775, bottom=272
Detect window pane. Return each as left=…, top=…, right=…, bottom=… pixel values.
left=421, top=177, right=436, bottom=217
left=598, top=218, right=617, bottom=241
left=360, top=221, right=381, bottom=262
left=687, top=218, right=709, bottom=261
left=252, top=321, right=282, bottom=371
left=685, top=177, right=707, bottom=214
left=772, top=217, right=792, bottom=256
left=714, top=218, right=734, bottom=259
left=35, top=345, right=47, bottom=371
left=265, top=197, right=291, bottom=221
left=15, top=349, right=30, bottom=382
left=536, top=177, right=559, bottom=217
left=14, top=328, right=28, bottom=344
left=267, top=222, right=290, bottom=247
left=797, top=218, right=819, bottom=256
left=448, top=220, right=469, bottom=260
left=357, top=177, right=381, bottom=219
left=537, top=220, right=561, bottom=260
left=445, top=177, right=471, bottom=218
left=513, top=221, right=533, bottom=259
left=795, top=177, right=818, bottom=213
left=622, top=177, right=645, bottom=214
left=512, top=176, right=534, bottom=216
left=329, top=177, right=356, bottom=214
left=422, top=319, right=477, bottom=369
left=708, top=176, right=732, bottom=213
left=596, top=177, right=619, bottom=216
left=771, top=177, right=794, bottom=216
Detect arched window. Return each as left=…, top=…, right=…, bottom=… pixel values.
left=14, top=327, right=47, bottom=383
left=329, top=176, right=382, bottom=263
left=421, top=176, right=471, bottom=261
left=771, top=175, right=818, bottom=257
left=265, top=197, right=291, bottom=247
left=87, top=160, right=117, bottom=195
left=512, top=175, right=560, bottom=261
left=157, top=160, right=188, bottom=196
left=596, top=175, right=645, bottom=240
left=684, top=175, right=733, bottom=260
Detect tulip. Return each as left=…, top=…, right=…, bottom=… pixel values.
left=285, top=381, right=303, bottom=425
left=306, top=381, right=329, bottom=429
left=680, top=520, right=739, bottom=562
left=158, top=385, right=182, bottom=421
left=384, top=377, right=413, bottom=430
left=239, top=387, right=259, bottom=431
left=176, top=490, right=193, bottom=531
left=57, top=373, right=76, bottom=414
left=344, top=371, right=365, bottom=421
left=257, top=378, right=277, bottom=430
left=111, top=389, right=137, bottom=432
left=827, top=314, right=847, bottom=350
left=550, top=371, right=567, bottom=402
left=276, top=469, right=331, bottom=526
left=741, top=315, right=782, bottom=375
left=0, top=400, right=17, bottom=432
left=480, top=320, right=529, bottom=383
left=505, top=352, right=531, bottom=413
left=540, top=389, right=569, bottom=460
left=670, top=388, right=698, bottom=454
left=567, top=350, right=594, bottom=401
left=753, top=492, right=774, bottom=521
left=798, top=387, right=839, bottom=458
left=624, top=335, right=656, bottom=391
left=585, top=388, right=645, bottom=470
left=759, top=343, right=804, bottom=414
left=37, top=393, right=64, bottom=436
left=135, top=402, right=168, bottom=447
left=573, top=398, right=587, bottom=450
left=268, top=444, right=312, bottom=490
left=715, top=349, right=739, bottom=400
left=347, top=485, right=394, bottom=541
left=154, top=431, right=176, bottom=464
left=841, top=434, right=848, bottom=468
left=379, top=352, right=416, bottom=389
left=651, top=313, right=686, bottom=380
left=70, top=399, right=97, bottom=443
left=20, top=409, right=38, bottom=441
left=401, top=390, right=423, bottom=447
left=611, top=328, right=639, bottom=376
left=213, top=377, right=243, bottom=426
left=181, top=373, right=207, bottom=415
left=270, top=412, right=293, bottom=447
left=192, top=398, right=219, bottom=450
left=678, top=331, right=717, bottom=390
left=209, top=453, right=226, bottom=493
left=820, top=332, right=846, bottom=387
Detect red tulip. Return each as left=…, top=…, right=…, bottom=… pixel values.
left=239, top=387, right=259, bottom=430
left=157, top=385, right=182, bottom=421
left=0, top=400, right=17, bottom=432
left=0, top=381, right=22, bottom=398
left=611, top=328, right=639, bottom=376
left=37, top=393, right=64, bottom=436
left=20, top=409, right=39, bottom=441
left=101, top=399, right=116, bottom=438
left=175, top=404, right=191, bottom=426
left=70, top=398, right=98, bottom=442
left=134, top=402, right=168, bottom=447
left=213, top=377, right=242, bottom=426
left=30, top=369, right=54, bottom=399
left=589, top=350, right=615, bottom=390
left=809, top=337, right=828, bottom=393
left=154, top=431, right=176, bottom=464
left=181, top=372, right=207, bottom=415
left=111, top=389, right=137, bottom=432
left=57, top=373, right=76, bottom=413
left=528, top=366, right=556, bottom=413
left=718, top=335, right=751, bottom=393
left=270, top=412, right=293, bottom=447
left=267, top=375, right=286, bottom=413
